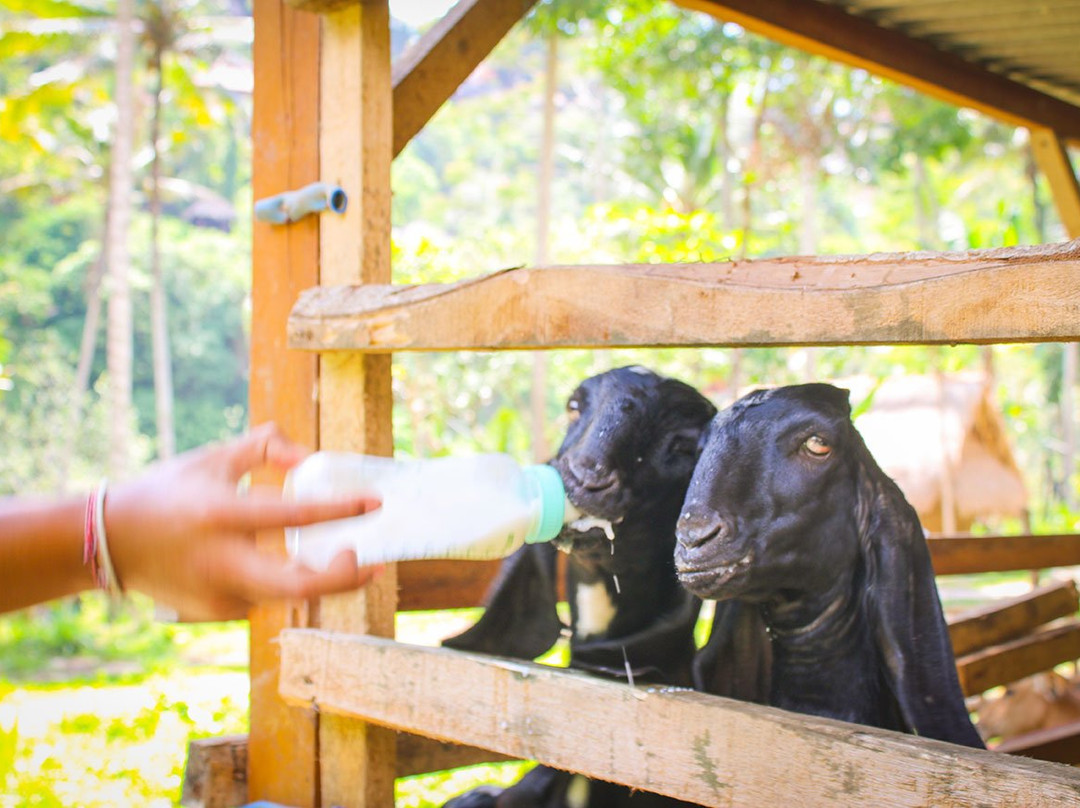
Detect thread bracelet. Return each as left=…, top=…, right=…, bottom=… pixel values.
left=84, top=480, right=124, bottom=598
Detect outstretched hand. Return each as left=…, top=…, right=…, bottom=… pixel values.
left=106, top=423, right=382, bottom=621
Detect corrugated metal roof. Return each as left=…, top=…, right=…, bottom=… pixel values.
left=821, top=0, right=1080, bottom=109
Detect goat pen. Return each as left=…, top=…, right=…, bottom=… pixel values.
left=233, top=1, right=1080, bottom=805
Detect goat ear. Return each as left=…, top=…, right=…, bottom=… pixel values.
left=442, top=543, right=565, bottom=660
left=692, top=600, right=772, bottom=703
left=857, top=446, right=984, bottom=748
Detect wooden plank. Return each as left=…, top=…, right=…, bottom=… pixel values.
left=1031, top=128, right=1080, bottom=239
left=180, top=735, right=248, bottom=808
left=947, top=580, right=1080, bottom=658
left=248, top=0, right=322, bottom=803
left=287, top=241, right=1080, bottom=352
left=396, top=733, right=513, bottom=778
left=672, top=0, right=1080, bottom=142
left=929, top=534, right=1080, bottom=576
left=316, top=3, right=397, bottom=806
left=955, top=620, right=1080, bottom=696
left=398, top=559, right=501, bottom=612
left=392, top=0, right=538, bottom=157
left=995, top=719, right=1080, bottom=765
left=183, top=732, right=511, bottom=787
left=279, top=629, right=1080, bottom=807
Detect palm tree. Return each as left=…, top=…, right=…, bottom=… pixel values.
left=138, top=1, right=249, bottom=459
left=106, top=0, right=137, bottom=479
left=2, top=0, right=250, bottom=472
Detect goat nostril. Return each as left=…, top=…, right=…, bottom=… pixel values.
left=677, top=511, right=728, bottom=549
left=567, top=455, right=618, bottom=491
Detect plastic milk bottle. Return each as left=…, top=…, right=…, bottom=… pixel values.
left=284, top=452, right=568, bottom=570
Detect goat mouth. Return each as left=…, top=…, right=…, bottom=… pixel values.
left=554, top=510, right=620, bottom=554
left=675, top=551, right=754, bottom=598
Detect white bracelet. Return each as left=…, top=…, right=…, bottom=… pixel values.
left=93, top=479, right=124, bottom=598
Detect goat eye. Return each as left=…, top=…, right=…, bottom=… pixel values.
left=803, top=435, right=831, bottom=457
left=567, top=399, right=581, bottom=422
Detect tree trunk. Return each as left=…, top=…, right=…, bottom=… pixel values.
left=797, top=150, right=818, bottom=380
left=105, top=0, right=137, bottom=479
left=530, top=33, right=558, bottom=463
left=1064, top=343, right=1078, bottom=510
left=149, top=51, right=176, bottom=459
left=739, top=59, right=773, bottom=260
left=57, top=235, right=107, bottom=494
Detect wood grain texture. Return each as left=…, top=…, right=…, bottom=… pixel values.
left=956, top=619, right=1080, bottom=695
left=180, top=735, right=248, bottom=808
left=279, top=630, right=1080, bottom=807
left=928, top=533, right=1080, bottom=575
left=392, top=0, right=538, bottom=157
left=947, top=580, right=1079, bottom=657
left=287, top=240, right=1080, bottom=351
left=316, top=3, right=397, bottom=806
left=248, top=0, right=321, bottom=802
left=674, top=0, right=1080, bottom=141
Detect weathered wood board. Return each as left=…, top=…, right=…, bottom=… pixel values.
left=279, top=629, right=1080, bottom=807
left=288, top=241, right=1080, bottom=351
left=929, top=533, right=1080, bottom=575
left=955, top=619, right=1080, bottom=696
left=947, top=579, right=1080, bottom=657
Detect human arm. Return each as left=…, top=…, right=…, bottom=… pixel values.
left=0, top=423, right=382, bottom=620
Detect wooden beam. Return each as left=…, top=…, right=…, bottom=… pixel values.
left=928, top=534, right=1080, bottom=576
left=392, top=0, right=538, bottom=157
left=396, top=733, right=513, bottom=778
left=287, top=241, right=1080, bottom=352
left=316, top=3, right=397, bottom=806
left=248, top=0, right=322, bottom=803
left=279, top=629, right=1080, bottom=807
left=946, top=580, right=1080, bottom=658
left=1031, top=128, right=1080, bottom=239
left=955, top=620, right=1080, bottom=696
left=672, top=0, right=1080, bottom=142
left=995, top=719, right=1080, bottom=765
left=397, top=559, right=501, bottom=612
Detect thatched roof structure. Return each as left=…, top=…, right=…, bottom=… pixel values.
left=850, top=374, right=1028, bottom=534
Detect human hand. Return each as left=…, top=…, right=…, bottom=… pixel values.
left=104, top=423, right=382, bottom=621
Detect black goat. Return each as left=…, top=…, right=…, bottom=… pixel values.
left=444, top=366, right=759, bottom=808
left=676, top=383, right=983, bottom=748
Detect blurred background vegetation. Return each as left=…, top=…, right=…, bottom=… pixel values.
left=1, top=0, right=1079, bottom=803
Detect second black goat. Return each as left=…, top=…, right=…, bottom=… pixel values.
left=443, top=366, right=765, bottom=808
left=676, top=383, right=983, bottom=748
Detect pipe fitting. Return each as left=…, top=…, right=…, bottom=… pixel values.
left=254, top=182, right=348, bottom=225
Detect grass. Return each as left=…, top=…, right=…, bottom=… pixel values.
left=0, top=601, right=553, bottom=807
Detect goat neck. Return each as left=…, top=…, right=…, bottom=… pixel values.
left=763, top=571, right=894, bottom=727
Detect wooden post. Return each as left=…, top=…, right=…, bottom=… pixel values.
left=317, top=2, right=397, bottom=806
left=1031, top=128, right=1080, bottom=239
left=1030, top=128, right=1080, bottom=512
left=248, top=0, right=322, bottom=803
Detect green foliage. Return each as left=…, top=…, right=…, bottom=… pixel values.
left=0, top=594, right=177, bottom=679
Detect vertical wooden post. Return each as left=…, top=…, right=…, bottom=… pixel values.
left=1031, top=128, right=1080, bottom=239
left=249, top=1, right=322, bottom=804
left=317, top=2, right=397, bottom=806
left=1031, top=128, right=1080, bottom=518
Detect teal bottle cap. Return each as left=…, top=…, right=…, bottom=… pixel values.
left=523, top=464, right=566, bottom=544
